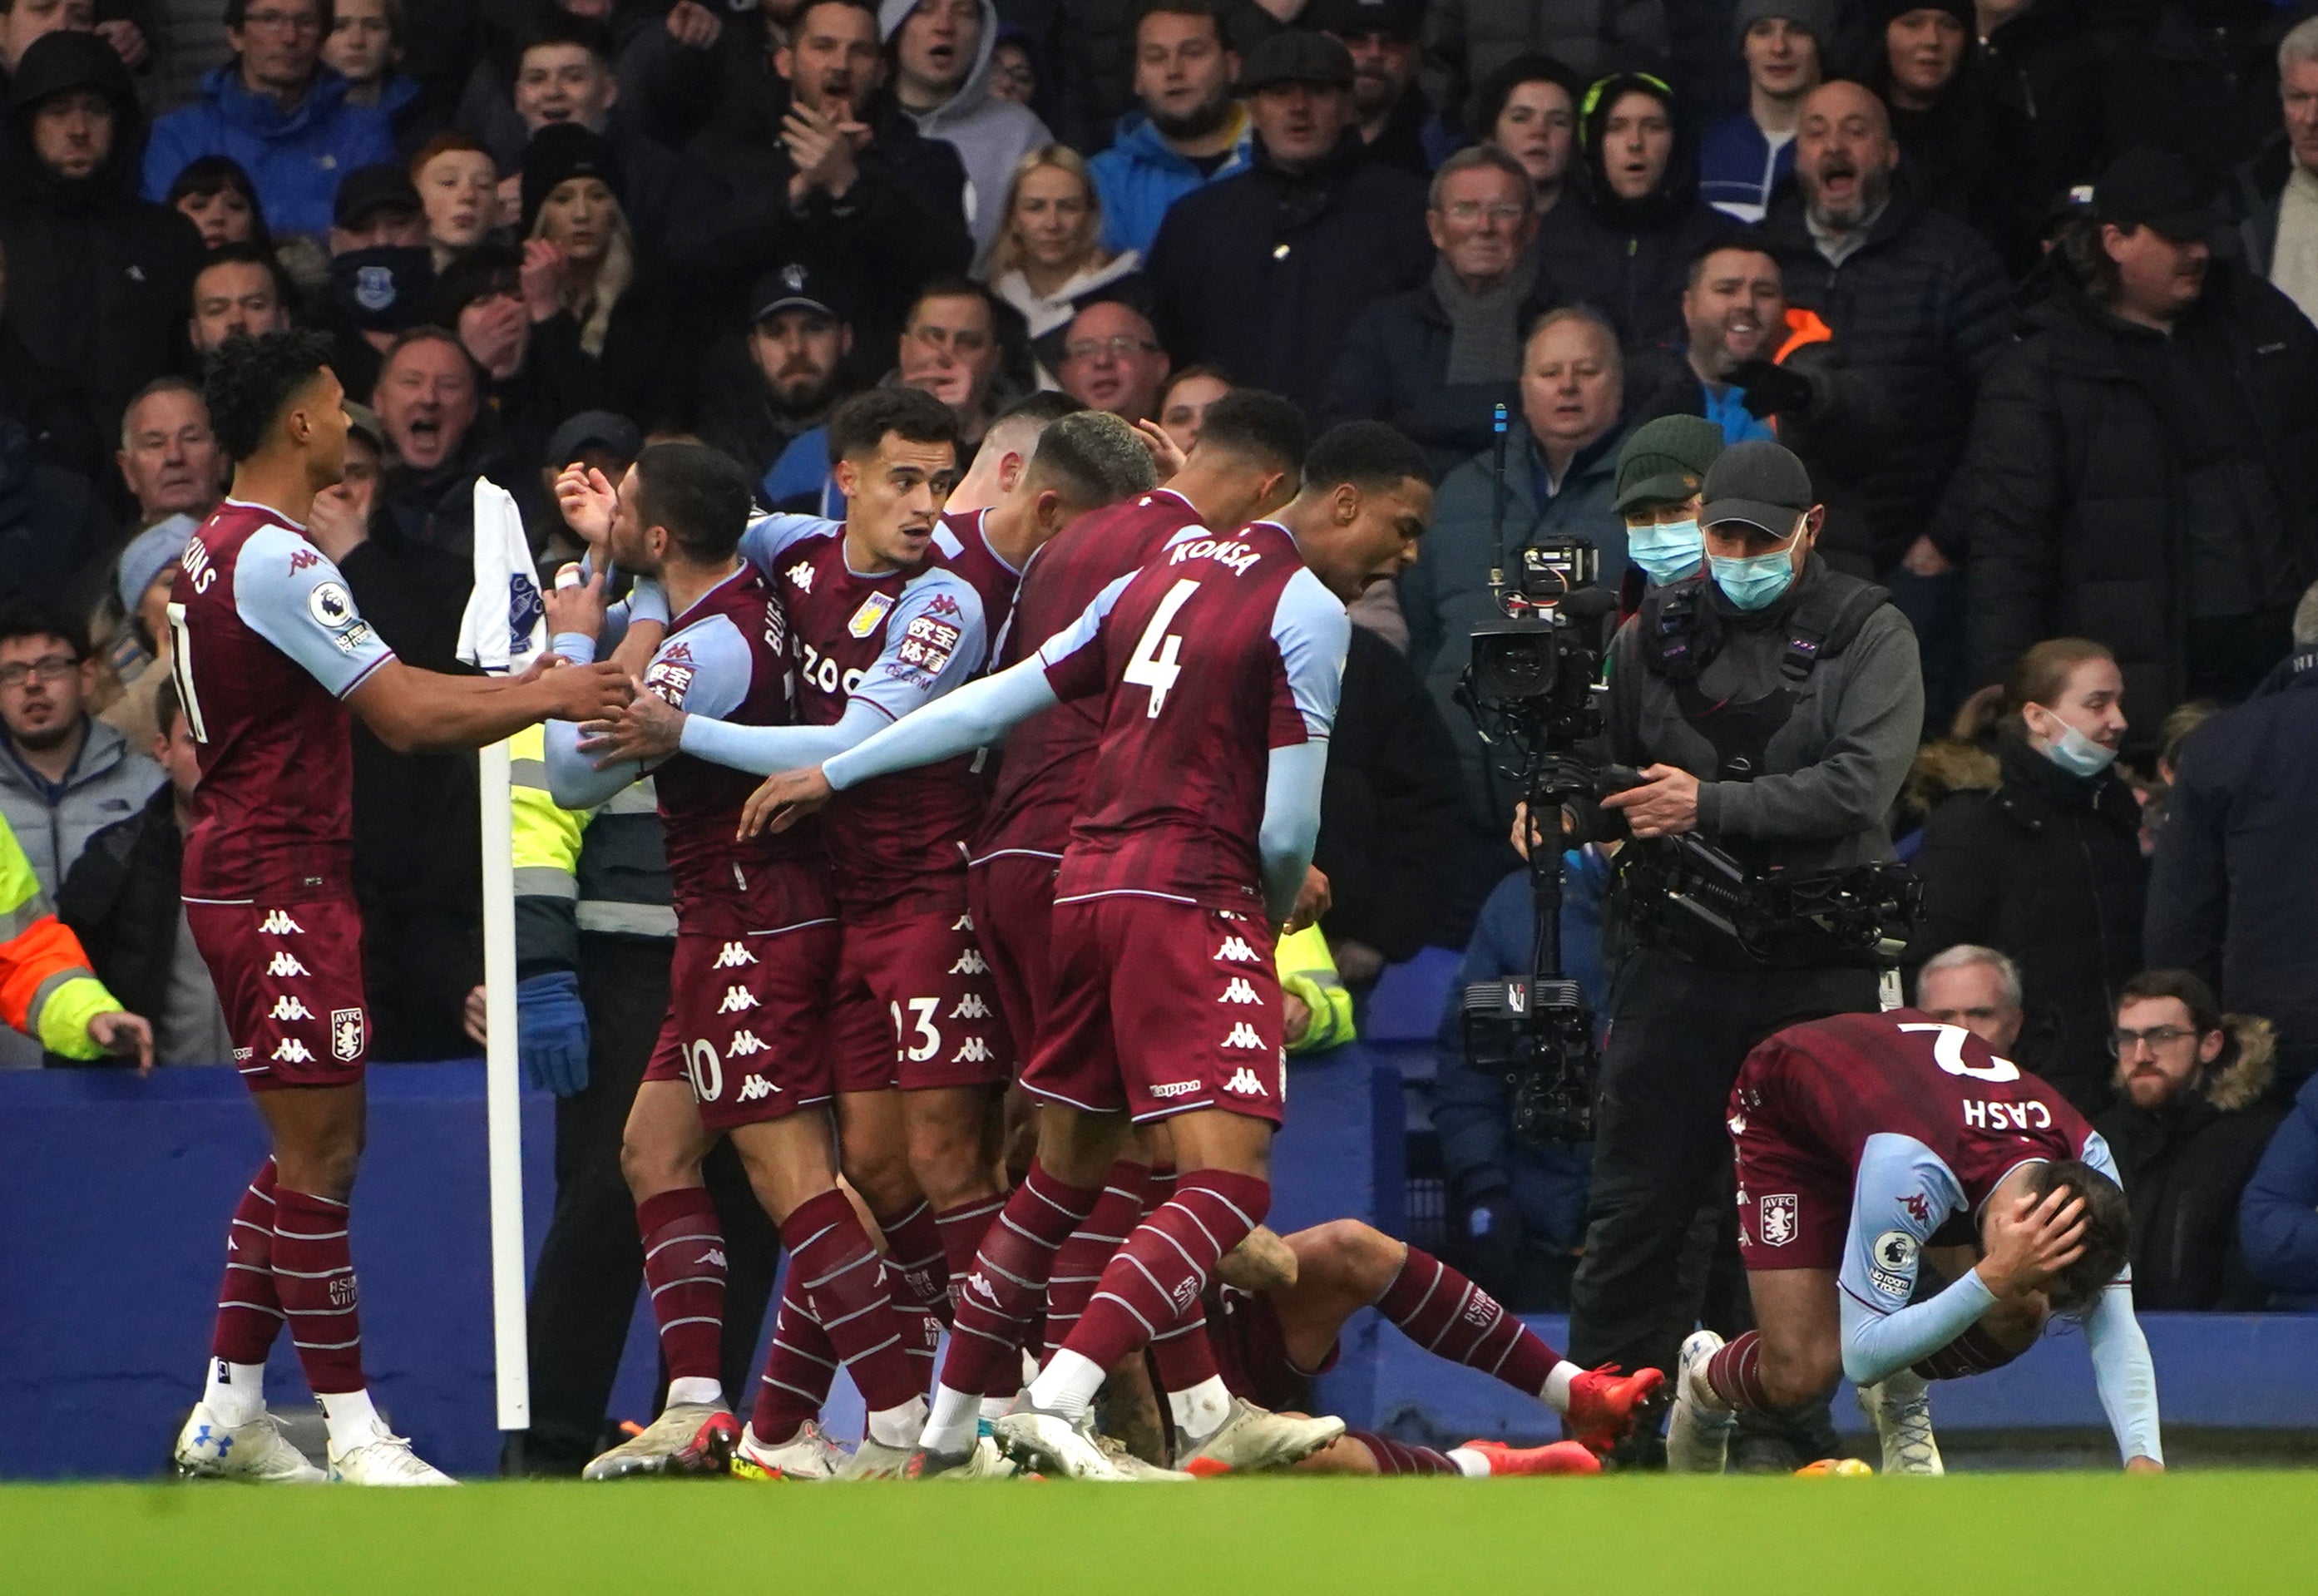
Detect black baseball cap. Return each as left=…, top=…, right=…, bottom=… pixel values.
left=334, top=163, right=423, bottom=230
left=1700, top=438, right=1814, bottom=538
left=748, top=260, right=851, bottom=325
left=1238, top=30, right=1356, bottom=93
left=546, top=409, right=643, bottom=467
left=2093, top=148, right=2217, bottom=244
left=1307, top=0, right=1425, bottom=42
left=1614, top=415, right=1724, bottom=513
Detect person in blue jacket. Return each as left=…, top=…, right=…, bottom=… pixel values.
left=2241, top=1072, right=2318, bottom=1309
left=1087, top=0, right=1253, bottom=258
left=142, top=0, right=396, bottom=241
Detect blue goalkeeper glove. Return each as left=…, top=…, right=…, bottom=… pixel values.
left=516, top=971, right=591, bottom=1097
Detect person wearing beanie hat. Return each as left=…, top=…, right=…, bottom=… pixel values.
left=1699, top=0, right=1832, bottom=222
left=1612, top=413, right=1722, bottom=590
left=1549, top=74, right=1722, bottom=355
left=0, top=32, right=202, bottom=447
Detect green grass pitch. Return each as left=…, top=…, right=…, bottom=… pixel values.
left=2, top=1474, right=2309, bottom=1594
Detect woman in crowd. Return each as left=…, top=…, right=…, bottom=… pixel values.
left=1905, top=637, right=2148, bottom=1114
left=165, top=157, right=269, bottom=250
left=1157, top=364, right=1231, bottom=457
left=1868, top=0, right=2009, bottom=245
left=986, top=146, right=1144, bottom=364
left=412, top=133, right=502, bottom=274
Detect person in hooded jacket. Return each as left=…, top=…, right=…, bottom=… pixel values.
left=1904, top=638, right=2147, bottom=1116
left=0, top=32, right=201, bottom=448
left=879, top=0, right=1050, bottom=272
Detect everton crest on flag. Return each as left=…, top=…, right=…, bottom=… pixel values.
left=455, top=480, right=547, bottom=674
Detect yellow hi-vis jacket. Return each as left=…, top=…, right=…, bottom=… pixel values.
left=1278, top=924, right=1356, bottom=1055
left=0, top=810, right=125, bottom=1057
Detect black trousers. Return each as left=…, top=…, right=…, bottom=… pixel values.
left=505, top=934, right=781, bottom=1475
left=1569, top=951, right=1878, bottom=1456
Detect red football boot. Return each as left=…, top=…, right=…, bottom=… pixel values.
left=1565, top=1364, right=1665, bottom=1454
left=1459, top=1440, right=1603, bottom=1477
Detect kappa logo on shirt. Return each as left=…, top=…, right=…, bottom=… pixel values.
left=1215, top=936, right=1258, bottom=964
left=848, top=591, right=896, bottom=638
left=1218, top=977, right=1261, bottom=1006
left=289, top=549, right=319, bottom=574
left=713, top=941, right=757, bottom=969
left=267, top=952, right=309, bottom=977
left=259, top=910, right=303, bottom=935
left=951, top=912, right=974, bottom=932
left=787, top=561, right=814, bottom=594
left=1221, top=1022, right=1264, bottom=1050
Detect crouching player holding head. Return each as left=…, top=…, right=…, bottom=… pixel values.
left=1665, top=1010, right=2162, bottom=1475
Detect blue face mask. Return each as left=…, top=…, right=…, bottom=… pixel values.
left=1708, top=527, right=1802, bottom=611
left=1627, top=517, right=1703, bottom=586
left=2031, top=709, right=2118, bottom=778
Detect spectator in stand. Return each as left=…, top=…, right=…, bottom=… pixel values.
left=189, top=241, right=295, bottom=355
left=1419, top=0, right=1669, bottom=126
left=1904, top=638, right=2145, bottom=1114
left=0, top=0, right=94, bottom=82
left=2093, top=971, right=2283, bottom=1311
left=142, top=0, right=396, bottom=241
left=410, top=132, right=500, bottom=274
left=2241, top=1070, right=2318, bottom=1305
left=0, top=410, right=104, bottom=608
left=1699, top=0, right=1828, bottom=224
left=2229, top=17, right=2318, bottom=329
left=55, top=675, right=231, bottom=1065
left=1869, top=0, right=2005, bottom=239
left=319, top=162, right=433, bottom=405
left=115, top=378, right=225, bottom=531
left=1311, top=0, right=1431, bottom=180
left=0, top=599, right=162, bottom=896
left=91, top=508, right=191, bottom=758
left=322, top=0, right=421, bottom=139
left=533, top=408, right=639, bottom=571
left=1053, top=300, right=1170, bottom=423
left=0, top=235, right=106, bottom=487
left=1402, top=308, right=1630, bottom=849
left=1606, top=412, right=1721, bottom=615
left=164, top=155, right=271, bottom=250
left=1963, top=150, right=2318, bottom=739
left=1156, top=361, right=1230, bottom=455
left=1147, top=29, right=1431, bottom=418
left=1915, top=943, right=2025, bottom=1053
left=1629, top=237, right=1786, bottom=447
left=1328, top=144, right=1559, bottom=480
left=1965, top=0, right=2102, bottom=274
left=687, top=0, right=971, bottom=390
left=431, top=244, right=582, bottom=493
left=694, top=259, right=862, bottom=497
left=877, top=0, right=1050, bottom=271
left=988, top=145, right=1144, bottom=356
left=987, top=25, right=1035, bottom=106
left=2099, top=0, right=2286, bottom=192
left=2147, top=584, right=2318, bottom=1099
left=1546, top=71, right=1722, bottom=357
left=1469, top=54, right=1584, bottom=258
left=892, top=275, right=1028, bottom=453
left=1087, top=0, right=1253, bottom=259
left=1, top=32, right=202, bottom=444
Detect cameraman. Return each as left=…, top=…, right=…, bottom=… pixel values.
left=1567, top=439, right=1923, bottom=1463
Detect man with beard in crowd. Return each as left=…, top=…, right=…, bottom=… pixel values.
left=698, top=261, right=861, bottom=492
left=1090, top=0, right=1254, bottom=258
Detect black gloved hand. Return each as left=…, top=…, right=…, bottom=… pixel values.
left=1727, top=358, right=1815, bottom=419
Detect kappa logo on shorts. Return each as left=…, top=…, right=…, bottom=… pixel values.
left=949, top=947, right=988, bottom=976
left=259, top=910, right=303, bottom=935
left=1218, top=977, right=1261, bottom=1005
left=232, top=1047, right=253, bottom=1062
left=272, top=1038, right=315, bottom=1064
left=1759, top=1193, right=1799, bottom=1248
left=1150, top=1080, right=1201, bottom=1099
left=727, top=1030, right=766, bottom=1056
left=1224, top=1066, right=1267, bottom=1097
left=714, top=941, right=757, bottom=968
left=1215, top=936, right=1258, bottom=964
left=950, top=993, right=990, bottom=1020
left=1221, top=1021, right=1264, bottom=1050
left=269, top=996, right=315, bottom=1021
left=1727, top=1111, right=1747, bottom=1136
left=951, top=1037, right=994, bottom=1065
left=719, top=985, right=759, bottom=1014
left=737, top=1077, right=778, bottom=1103
left=330, top=1009, right=363, bottom=1062
left=951, top=912, right=973, bottom=931
left=267, top=951, right=309, bottom=977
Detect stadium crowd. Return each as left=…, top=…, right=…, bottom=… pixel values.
left=4, top=0, right=2318, bottom=1474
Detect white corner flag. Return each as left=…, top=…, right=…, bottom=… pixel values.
left=459, top=478, right=546, bottom=1433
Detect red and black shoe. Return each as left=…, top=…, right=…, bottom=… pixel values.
left=1565, top=1364, right=1665, bottom=1455
left=1459, top=1439, right=1603, bottom=1477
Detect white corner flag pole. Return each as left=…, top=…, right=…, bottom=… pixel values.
left=458, top=478, right=547, bottom=1433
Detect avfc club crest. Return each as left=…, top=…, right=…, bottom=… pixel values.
left=330, top=1008, right=365, bottom=1063
left=1759, top=1193, right=1799, bottom=1248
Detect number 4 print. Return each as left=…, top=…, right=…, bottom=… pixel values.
left=1124, top=579, right=1199, bottom=718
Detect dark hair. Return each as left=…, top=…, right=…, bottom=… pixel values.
left=1192, top=388, right=1307, bottom=474
left=378, top=324, right=475, bottom=378
left=2005, top=636, right=2113, bottom=718
left=155, top=671, right=183, bottom=742
left=0, top=598, right=88, bottom=661
left=2117, top=968, right=2225, bottom=1041
left=1027, top=411, right=1159, bottom=506
left=203, top=329, right=338, bottom=462
left=826, top=387, right=960, bottom=465
left=432, top=241, right=522, bottom=323
left=2021, top=1159, right=2132, bottom=1317
left=994, top=390, right=1087, bottom=430
left=1130, top=0, right=1231, bottom=47
left=1466, top=51, right=1585, bottom=141
left=519, top=11, right=614, bottom=68
left=634, top=442, right=753, bottom=563
left=1686, top=227, right=1780, bottom=289
left=165, top=155, right=274, bottom=247
left=793, top=0, right=880, bottom=30
left=907, top=274, right=1001, bottom=328
left=193, top=240, right=297, bottom=319
left=1302, top=419, right=1427, bottom=494
left=225, top=0, right=334, bottom=32
left=1163, top=362, right=1233, bottom=403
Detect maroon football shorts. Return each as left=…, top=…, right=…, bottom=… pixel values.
left=1206, top=1282, right=1341, bottom=1411
left=966, top=851, right=1059, bottom=1054
left=826, top=905, right=1013, bottom=1095
left=1728, top=1045, right=1850, bottom=1272
left=1025, top=896, right=1284, bottom=1126
left=185, top=895, right=370, bottom=1092
left=642, top=918, right=838, bottom=1131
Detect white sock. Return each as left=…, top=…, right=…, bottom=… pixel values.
left=201, top=1358, right=265, bottom=1427
left=1024, top=1348, right=1105, bottom=1422
left=921, top=1385, right=981, bottom=1455
left=1444, top=1445, right=1491, bottom=1479
left=318, top=1387, right=388, bottom=1449
left=979, top=1395, right=1012, bottom=1423
left=666, top=1376, right=724, bottom=1410
left=1541, top=1360, right=1578, bottom=1415
left=867, top=1395, right=927, bottom=1450
left=1167, top=1376, right=1233, bottom=1444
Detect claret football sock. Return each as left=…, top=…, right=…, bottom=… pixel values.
left=936, top=1160, right=1101, bottom=1408
left=272, top=1186, right=365, bottom=1396
left=877, top=1200, right=949, bottom=1317
left=750, top=1277, right=838, bottom=1445
left=781, top=1189, right=922, bottom=1419
left=211, top=1159, right=284, bottom=1371
left=636, top=1188, right=728, bottom=1394
left=1347, top=1432, right=1464, bottom=1475
left=1045, top=1161, right=1149, bottom=1361
left=1376, top=1246, right=1563, bottom=1398
left=1703, top=1331, right=1770, bottom=1412
left=932, top=1195, right=1006, bottom=1314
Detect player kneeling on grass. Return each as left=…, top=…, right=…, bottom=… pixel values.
left=1208, top=1219, right=1659, bottom=1477
left=1665, top=1010, right=2162, bottom=1475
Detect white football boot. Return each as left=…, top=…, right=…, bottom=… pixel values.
left=730, top=1419, right=845, bottom=1482
left=1663, top=1330, right=1735, bottom=1475
left=1172, top=1398, right=1343, bottom=1475
left=581, top=1403, right=739, bottom=1480
left=327, top=1430, right=457, bottom=1485
left=991, top=1403, right=1133, bottom=1480
left=1859, top=1369, right=1944, bottom=1475
left=172, top=1405, right=326, bottom=1484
